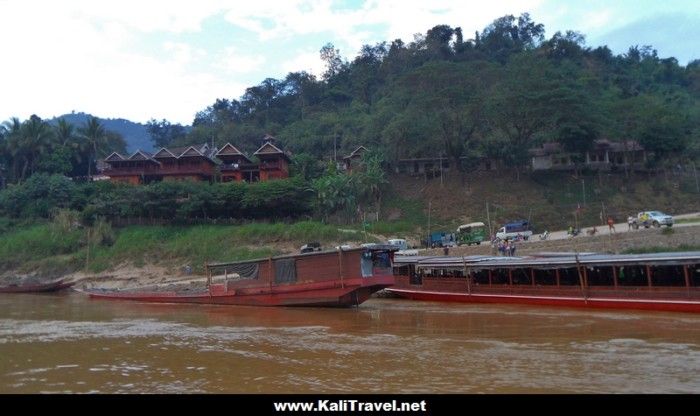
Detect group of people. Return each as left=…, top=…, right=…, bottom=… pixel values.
left=494, top=239, right=517, bottom=256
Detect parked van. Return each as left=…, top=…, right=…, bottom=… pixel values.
left=495, top=220, right=532, bottom=241
left=387, top=238, right=408, bottom=251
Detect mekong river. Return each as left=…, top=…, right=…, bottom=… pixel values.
left=1, top=292, right=699, bottom=393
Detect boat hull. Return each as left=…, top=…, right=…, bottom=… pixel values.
left=387, top=288, right=700, bottom=313
left=0, top=279, right=74, bottom=294
left=86, top=275, right=394, bottom=307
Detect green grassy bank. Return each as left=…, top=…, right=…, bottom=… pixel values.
left=0, top=221, right=365, bottom=275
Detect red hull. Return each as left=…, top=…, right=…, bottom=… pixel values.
left=86, top=275, right=394, bottom=307
left=388, top=288, right=700, bottom=313
left=0, top=279, right=74, bottom=294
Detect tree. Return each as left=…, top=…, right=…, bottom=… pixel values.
left=9, top=115, right=55, bottom=182
left=320, top=43, right=347, bottom=81
left=488, top=54, right=556, bottom=179
left=354, top=149, right=388, bottom=218
left=550, top=83, right=601, bottom=176
left=146, top=118, right=187, bottom=148
left=78, top=116, right=107, bottom=180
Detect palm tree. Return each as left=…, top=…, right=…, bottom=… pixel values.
left=55, top=118, right=89, bottom=172
left=2, top=118, right=22, bottom=182
left=55, top=118, right=76, bottom=146
left=9, top=115, right=55, bottom=182
left=78, top=116, right=107, bottom=180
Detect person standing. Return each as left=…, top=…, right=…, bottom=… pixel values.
left=607, top=217, right=616, bottom=233
left=627, top=216, right=634, bottom=231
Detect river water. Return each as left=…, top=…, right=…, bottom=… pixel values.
left=1, top=292, right=699, bottom=393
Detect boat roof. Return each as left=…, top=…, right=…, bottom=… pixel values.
left=207, top=245, right=398, bottom=268
left=396, top=251, right=700, bottom=269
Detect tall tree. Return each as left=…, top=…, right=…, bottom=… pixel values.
left=488, top=54, right=556, bottom=179
left=146, top=118, right=187, bottom=148
left=78, top=116, right=107, bottom=180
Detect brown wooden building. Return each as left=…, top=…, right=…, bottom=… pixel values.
left=102, top=136, right=291, bottom=184
left=342, top=146, right=368, bottom=172
left=253, top=135, right=290, bottom=181
left=103, top=144, right=217, bottom=184
left=216, top=143, right=257, bottom=182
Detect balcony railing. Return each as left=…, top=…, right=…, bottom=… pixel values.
left=103, top=165, right=214, bottom=176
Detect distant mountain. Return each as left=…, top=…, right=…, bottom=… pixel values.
left=49, top=112, right=154, bottom=153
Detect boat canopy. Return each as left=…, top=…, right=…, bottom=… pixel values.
left=395, top=251, right=700, bottom=270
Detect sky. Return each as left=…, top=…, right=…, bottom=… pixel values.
left=1, top=0, right=699, bottom=126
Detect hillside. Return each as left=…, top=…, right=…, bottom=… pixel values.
left=376, top=170, right=700, bottom=242
left=49, top=112, right=154, bottom=153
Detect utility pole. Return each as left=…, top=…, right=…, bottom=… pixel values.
left=486, top=202, right=492, bottom=238
left=440, top=154, right=444, bottom=187
left=334, top=133, right=339, bottom=162
left=582, top=179, right=586, bottom=207
left=85, top=227, right=90, bottom=272
left=693, top=162, right=699, bottom=193
left=428, top=201, right=432, bottom=247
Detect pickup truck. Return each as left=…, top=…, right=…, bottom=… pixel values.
left=631, top=211, right=674, bottom=229
left=495, top=220, right=533, bottom=241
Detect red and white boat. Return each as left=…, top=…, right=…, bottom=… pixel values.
left=389, top=251, right=700, bottom=313
left=84, top=246, right=397, bottom=307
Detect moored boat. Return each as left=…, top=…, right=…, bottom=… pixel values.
left=84, top=245, right=397, bottom=307
left=389, top=251, right=700, bottom=313
left=0, top=278, right=74, bottom=293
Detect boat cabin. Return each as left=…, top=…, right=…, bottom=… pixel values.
left=391, top=252, right=700, bottom=312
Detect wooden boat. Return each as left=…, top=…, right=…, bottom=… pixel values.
left=84, top=245, right=397, bottom=307
left=389, top=251, right=700, bottom=313
left=0, top=278, right=74, bottom=293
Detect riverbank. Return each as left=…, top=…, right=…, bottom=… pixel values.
left=2, top=221, right=699, bottom=292
left=0, top=221, right=373, bottom=290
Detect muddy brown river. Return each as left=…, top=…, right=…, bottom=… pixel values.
left=1, top=291, right=699, bottom=393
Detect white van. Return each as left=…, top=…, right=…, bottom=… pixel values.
left=387, top=238, right=408, bottom=251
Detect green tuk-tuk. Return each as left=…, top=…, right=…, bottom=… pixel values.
left=456, top=222, right=486, bottom=246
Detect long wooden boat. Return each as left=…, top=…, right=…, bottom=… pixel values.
left=389, top=251, right=700, bottom=313
left=84, top=246, right=397, bottom=307
left=0, top=278, right=74, bottom=293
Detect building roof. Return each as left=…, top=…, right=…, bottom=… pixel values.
left=104, top=152, right=126, bottom=162
left=343, top=145, right=368, bottom=160
left=529, top=139, right=644, bottom=156
left=253, top=137, right=291, bottom=162
left=215, top=143, right=252, bottom=163
left=137, top=143, right=218, bottom=163
left=152, top=148, right=179, bottom=159
left=128, top=150, right=159, bottom=164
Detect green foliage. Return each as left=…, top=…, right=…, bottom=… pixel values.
left=0, top=224, right=83, bottom=269
left=0, top=175, right=314, bottom=223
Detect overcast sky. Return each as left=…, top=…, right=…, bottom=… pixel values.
left=1, top=0, right=699, bottom=125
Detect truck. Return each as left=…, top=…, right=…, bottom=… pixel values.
left=425, top=231, right=456, bottom=248
left=631, top=211, right=674, bottom=229
left=456, top=222, right=486, bottom=246
left=495, top=220, right=532, bottom=241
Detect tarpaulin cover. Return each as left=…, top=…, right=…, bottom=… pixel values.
left=275, top=258, right=297, bottom=283
left=223, top=262, right=259, bottom=280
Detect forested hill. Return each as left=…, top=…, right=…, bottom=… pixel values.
left=48, top=112, right=153, bottom=153
left=172, top=13, right=699, bottom=171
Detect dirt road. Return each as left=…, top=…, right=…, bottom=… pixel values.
left=539, top=212, right=700, bottom=242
